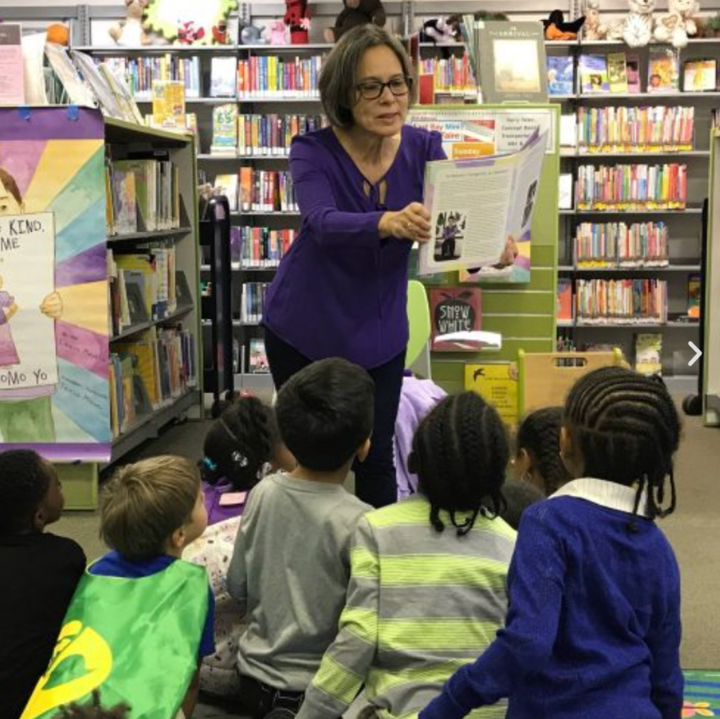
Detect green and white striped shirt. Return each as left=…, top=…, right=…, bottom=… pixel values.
left=296, top=495, right=516, bottom=719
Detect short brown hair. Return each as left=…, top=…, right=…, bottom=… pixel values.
left=0, top=167, right=22, bottom=206
left=319, top=25, right=415, bottom=128
left=100, top=456, right=200, bottom=559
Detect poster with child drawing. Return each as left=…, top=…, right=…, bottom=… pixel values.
left=0, top=107, right=111, bottom=459
left=0, top=213, right=58, bottom=387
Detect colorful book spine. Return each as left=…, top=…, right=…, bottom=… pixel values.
left=575, top=222, right=669, bottom=267
left=236, top=169, right=296, bottom=212
left=577, top=106, right=695, bottom=153
left=241, top=282, right=271, bottom=324
left=576, top=163, right=687, bottom=210
left=100, top=56, right=201, bottom=99
left=575, top=279, right=668, bottom=324
left=231, top=226, right=296, bottom=266
left=420, top=54, right=476, bottom=94
left=237, top=55, right=323, bottom=98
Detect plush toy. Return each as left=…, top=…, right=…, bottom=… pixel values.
left=265, top=18, right=289, bottom=44
left=325, top=0, right=386, bottom=43
left=607, top=0, right=656, bottom=45
left=583, top=0, right=608, bottom=40
left=419, top=17, right=460, bottom=44
left=177, top=20, right=205, bottom=44
left=654, top=0, right=699, bottom=47
left=212, top=20, right=229, bottom=44
left=108, top=0, right=152, bottom=46
left=46, top=23, right=70, bottom=46
left=284, top=0, right=311, bottom=43
left=543, top=10, right=586, bottom=40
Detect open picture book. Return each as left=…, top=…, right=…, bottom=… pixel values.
left=418, top=128, right=547, bottom=276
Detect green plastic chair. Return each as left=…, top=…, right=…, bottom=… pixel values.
left=406, top=280, right=432, bottom=377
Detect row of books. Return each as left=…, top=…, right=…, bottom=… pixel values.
left=110, top=327, right=197, bottom=438
left=107, top=248, right=179, bottom=335
left=214, top=170, right=297, bottom=213
left=575, top=222, right=670, bottom=267
left=237, top=56, right=323, bottom=97
left=105, top=158, right=182, bottom=235
left=230, top=227, right=296, bottom=267
left=576, top=278, right=668, bottom=324
left=576, top=163, right=688, bottom=210
left=576, top=106, right=695, bottom=153
left=210, top=105, right=325, bottom=156
left=420, top=55, right=476, bottom=94
left=101, top=56, right=202, bottom=100
left=548, top=50, right=715, bottom=96
left=241, top=282, right=270, bottom=325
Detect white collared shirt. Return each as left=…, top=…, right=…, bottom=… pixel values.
left=549, top=477, right=648, bottom=516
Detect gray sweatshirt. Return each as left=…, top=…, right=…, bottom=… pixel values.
left=227, top=471, right=371, bottom=691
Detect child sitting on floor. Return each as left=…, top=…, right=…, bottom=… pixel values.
left=296, top=391, right=516, bottom=719
left=185, top=397, right=295, bottom=698
left=513, top=406, right=571, bottom=496
left=421, top=368, right=684, bottom=719
left=0, top=450, right=86, bottom=719
left=22, top=456, right=213, bottom=719
left=227, top=358, right=374, bottom=718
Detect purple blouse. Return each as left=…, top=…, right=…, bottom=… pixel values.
left=263, top=125, right=445, bottom=369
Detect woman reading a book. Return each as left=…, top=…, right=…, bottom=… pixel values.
left=262, top=25, right=444, bottom=508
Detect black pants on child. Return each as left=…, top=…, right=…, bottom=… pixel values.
left=238, top=673, right=305, bottom=719
left=264, top=326, right=405, bottom=508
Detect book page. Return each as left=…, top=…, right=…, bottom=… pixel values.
left=419, top=131, right=547, bottom=276
left=420, top=155, right=515, bottom=275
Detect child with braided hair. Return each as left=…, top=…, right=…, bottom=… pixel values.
left=295, top=391, right=515, bottom=719
left=513, top=406, right=572, bottom=496
left=421, top=366, right=683, bottom=719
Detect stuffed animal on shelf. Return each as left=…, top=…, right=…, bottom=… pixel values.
left=284, top=0, right=311, bottom=43
left=177, top=20, right=206, bottom=44
left=108, top=0, right=152, bottom=46
left=419, top=17, right=460, bottom=44
left=654, top=0, right=700, bottom=47
left=46, top=23, right=70, bottom=46
left=325, top=0, right=386, bottom=43
left=607, top=0, right=656, bottom=45
left=543, top=10, right=586, bottom=41
left=583, top=0, right=608, bottom=40
left=265, top=18, right=289, bottom=44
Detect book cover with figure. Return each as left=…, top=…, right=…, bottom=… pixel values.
left=430, top=288, right=482, bottom=352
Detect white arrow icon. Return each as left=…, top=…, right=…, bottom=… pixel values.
left=689, top=341, right=703, bottom=367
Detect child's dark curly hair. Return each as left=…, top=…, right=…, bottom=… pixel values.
left=0, top=449, right=53, bottom=536
left=202, top=395, right=280, bottom=491
left=55, top=691, right=129, bottom=719
left=564, top=367, right=681, bottom=523
left=409, top=391, right=508, bottom=536
left=516, top=407, right=572, bottom=496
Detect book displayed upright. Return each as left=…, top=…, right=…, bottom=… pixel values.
left=547, top=56, right=574, bottom=96
left=683, top=59, right=717, bottom=92
left=477, top=21, right=548, bottom=103
left=626, top=55, right=641, bottom=93
left=648, top=48, right=680, bottom=93
left=635, top=334, right=663, bottom=376
left=429, top=288, right=482, bottom=352
left=607, top=53, right=628, bottom=94
left=579, top=55, right=609, bottom=94
left=210, top=104, right=239, bottom=156
left=210, top=56, right=238, bottom=98
left=0, top=24, right=24, bottom=104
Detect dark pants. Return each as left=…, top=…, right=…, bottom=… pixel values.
left=265, top=327, right=405, bottom=508
left=238, top=673, right=304, bottom=718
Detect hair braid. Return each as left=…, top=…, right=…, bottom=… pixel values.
left=564, top=367, right=681, bottom=523
left=410, top=392, right=508, bottom=535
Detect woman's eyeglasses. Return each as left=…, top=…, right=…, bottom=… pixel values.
left=356, top=76, right=411, bottom=101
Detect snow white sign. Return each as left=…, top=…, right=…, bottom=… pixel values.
left=0, top=212, right=58, bottom=390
